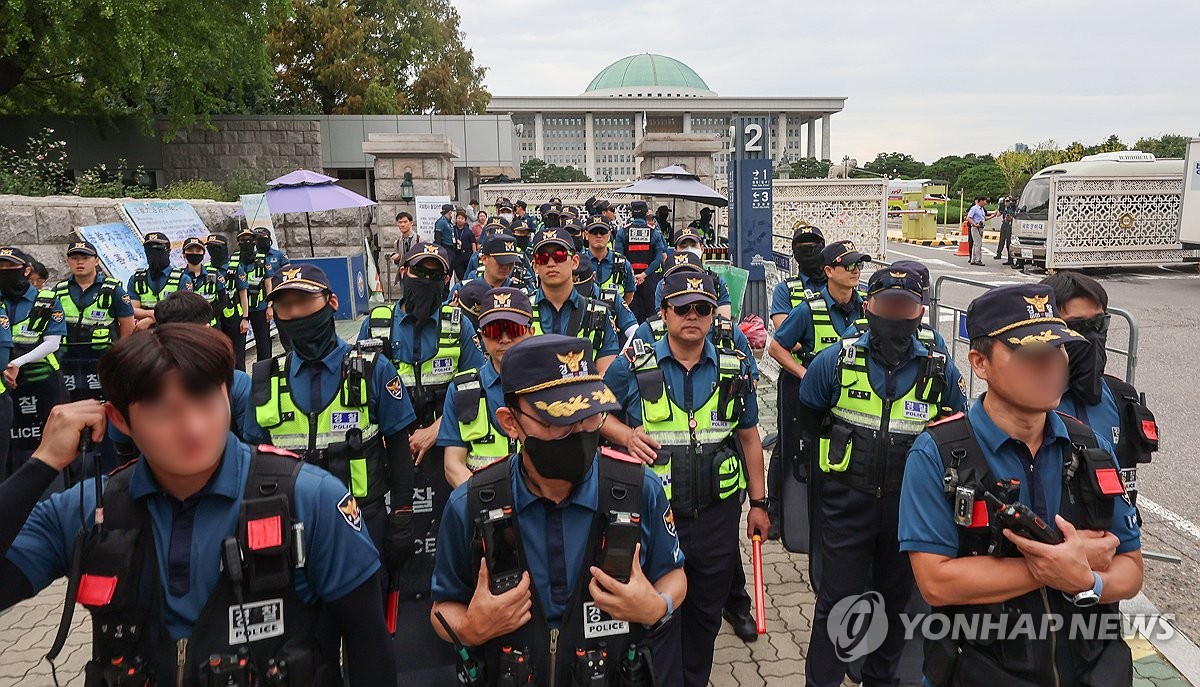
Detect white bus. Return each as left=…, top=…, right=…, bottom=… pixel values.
left=1011, top=151, right=1198, bottom=270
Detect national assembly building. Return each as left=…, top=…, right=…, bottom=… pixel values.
left=487, top=53, right=846, bottom=181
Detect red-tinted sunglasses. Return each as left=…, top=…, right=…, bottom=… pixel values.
left=481, top=320, right=531, bottom=340
left=533, top=249, right=572, bottom=265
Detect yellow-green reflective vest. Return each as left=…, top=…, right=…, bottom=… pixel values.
left=242, top=259, right=270, bottom=309
left=187, top=267, right=221, bottom=326
left=130, top=268, right=186, bottom=307
left=451, top=368, right=516, bottom=472
left=11, top=288, right=60, bottom=376
left=252, top=349, right=386, bottom=504
left=54, top=277, right=121, bottom=349
left=818, top=334, right=948, bottom=496
left=596, top=251, right=629, bottom=291
left=369, top=303, right=462, bottom=390
left=218, top=256, right=244, bottom=319
left=632, top=345, right=748, bottom=513
left=530, top=298, right=608, bottom=355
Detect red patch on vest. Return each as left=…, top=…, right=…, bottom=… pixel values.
left=966, top=500, right=990, bottom=528
left=600, top=446, right=641, bottom=464
left=247, top=515, right=283, bottom=551
left=1094, top=468, right=1125, bottom=496
left=926, top=412, right=965, bottom=427
left=77, top=574, right=118, bottom=606
left=258, top=444, right=300, bottom=459
left=1141, top=420, right=1159, bottom=442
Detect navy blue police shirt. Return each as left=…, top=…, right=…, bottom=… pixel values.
left=773, top=284, right=863, bottom=356
left=356, top=305, right=485, bottom=374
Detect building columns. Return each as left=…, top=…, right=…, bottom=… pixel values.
left=634, top=112, right=644, bottom=172
left=806, top=118, right=816, bottom=159
left=534, top=112, right=544, bottom=160
left=776, top=112, right=788, bottom=162
left=585, top=112, right=596, bottom=179
left=683, top=112, right=692, bottom=133
left=821, top=113, right=831, bottom=161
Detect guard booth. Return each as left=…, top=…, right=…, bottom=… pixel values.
left=898, top=191, right=938, bottom=241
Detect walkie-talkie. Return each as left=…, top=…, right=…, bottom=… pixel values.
left=984, top=493, right=1063, bottom=545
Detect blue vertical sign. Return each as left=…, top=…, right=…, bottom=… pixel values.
left=729, top=116, right=773, bottom=280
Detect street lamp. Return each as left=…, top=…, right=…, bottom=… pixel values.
left=400, top=171, right=415, bottom=201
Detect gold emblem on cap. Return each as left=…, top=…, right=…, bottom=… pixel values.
left=505, top=242, right=515, bottom=252
left=844, top=241, right=856, bottom=251
left=73, top=242, right=86, bottom=249
left=556, top=350, right=586, bottom=373
left=1023, top=294, right=1050, bottom=314
left=422, top=244, right=439, bottom=254
left=493, top=292, right=511, bottom=307
left=0, top=250, right=12, bottom=257
left=1007, top=330, right=1060, bottom=346
left=674, top=254, right=689, bottom=265
left=534, top=396, right=592, bottom=418
left=889, top=271, right=908, bottom=279
left=686, top=278, right=704, bottom=291
left=281, top=267, right=302, bottom=281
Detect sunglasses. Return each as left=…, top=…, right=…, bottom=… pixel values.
left=670, top=302, right=714, bottom=317
left=839, top=261, right=866, bottom=272
left=409, top=263, right=446, bottom=280
left=481, top=320, right=531, bottom=340
left=533, top=249, right=572, bottom=265
left=1065, top=313, right=1110, bottom=334
left=587, top=227, right=611, bottom=235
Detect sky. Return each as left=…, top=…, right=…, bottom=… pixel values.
left=452, top=0, right=1199, bottom=164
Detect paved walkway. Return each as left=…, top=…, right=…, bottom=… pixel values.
left=0, top=320, right=1192, bottom=686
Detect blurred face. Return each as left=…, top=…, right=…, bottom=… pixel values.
left=586, top=230, right=611, bottom=252
left=396, top=216, right=413, bottom=233
left=271, top=290, right=336, bottom=320
left=533, top=247, right=578, bottom=287
left=481, top=254, right=515, bottom=283
left=661, top=299, right=714, bottom=344
left=68, top=254, right=99, bottom=276
left=111, top=372, right=230, bottom=478
left=971, top=342, right=1068, bottom=413
left=866, top=294, right=922, bottom=320
left=480, top=319, right=532, bottom=365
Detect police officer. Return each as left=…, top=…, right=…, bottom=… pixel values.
left=528, top=228, right=621, bottom=372
left=53, top=240, right=135, bottom=402
left=494, top=198, right=515, bottom=228
left=511, top=199, right=539, bottom=234
left=769, top=224, right=827, bottom=327
left=0, top=247, right=68, bottom=480
left=616, top=200, right=669, bottom=322
left=431, top=334, right=687, bottom=686
left=654, top=230, right=734, bottom=319
left=584, top=219, right=634, bottom=306
left=206, top=233, right=251, bottom=370
left=438, top=287, right=534, bottom=487
left=127, top=231, right=192, bottom=323
left=180, top=236, right=224, bottom=327
left=0, top=325, right=395, bottom=685
left=686, top=207, right=716, bottom=245
left=236, top=228, right=274, bottom=361
left=594, top=199, right=619, bottom=231
left=603, top=271, right=767, bottom=687
left=899, top=284, right=1142, bottom=686
left=435, top=203, right=457, bottom=255
left=655, top=205, right=673, bottom=242
left=254, top=227, right=292, bottom=351
left=799, top=268, right=967, bottom=687
left=458, top=232, right=531, bottom=295
left=453, top=278, right=491, bottom=331
left=637, top=251, right=748, bottom=363
left=1044, top=272, right=1158, bottom=510
left=573, top=258, right=638, bottom=344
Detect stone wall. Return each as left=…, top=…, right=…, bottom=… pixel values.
left=159, top=117, right=323, bottom=184
left=0, top=194, right=366, bottom=282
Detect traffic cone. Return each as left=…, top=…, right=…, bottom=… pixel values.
left=954, top=220, right=970, bottom=257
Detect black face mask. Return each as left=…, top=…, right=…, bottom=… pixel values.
left=278, top=304, right=338, bottom=362
left=185, top=253, right=205, bottom=266
left=403, top=276, right=445, bottom=324
left=208, top=245, right=229, bottom=266
left=0, top=270, right=29, bottom=299
left=866, top=311, right=921, bottom=367
left=522, top=428, right=599, bottom=485
left=238, top=242, right=256, bottom=263
left=256, top=238, right=272, bottom=253
left=145, top=248, right=170, bottom=275
left=543, top=216, right=562, bottom=229
left=514, top=234, right=530, bottom=250
left=1065, top=331, right=1107, bottom=406
left=794, top=243, right=826, bottom=280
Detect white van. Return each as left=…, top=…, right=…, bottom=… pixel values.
left=1011, top=151, right=1198, bottom=270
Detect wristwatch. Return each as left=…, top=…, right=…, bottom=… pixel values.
left=643, top=592, right=674, bottom=632
left=1066, top=572, right=1103, bottom=608
left=748, top=498, right=770, bottom=510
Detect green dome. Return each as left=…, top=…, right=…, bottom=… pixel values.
left=583, top=54, right=715, bottom=96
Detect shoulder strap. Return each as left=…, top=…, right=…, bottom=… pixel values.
left=452, top=369, right=484, bottom=424
left=98, top=461, right=143, bottom=532
left=250, top=354, right=287, bottom=408
left=596, top=453, right=646, bottom=519
left=467, top=458, right=515, bottom=532
left=1055, top=411, right=1099, bottom=449
left=924, top=413, right=998, bottom=510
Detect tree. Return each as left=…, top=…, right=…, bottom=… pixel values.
left=995, top=150, right=1036, bottom=197
left=952, top=163, right=1008, bottom=200
left=1133, top=134, right=1189, bottom=158
left=0, top=0, right=287, bottom=134
left=270, top=0, right=490, bottom=115
left=520, top=158, right=591, bottom=183
left=925, top=153, right=996, bottom=189
left=862, top=152, right=926, bottom=179
left=786, top=157, right=831, bottom=179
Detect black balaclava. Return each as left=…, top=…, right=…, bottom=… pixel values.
left=145, top=246, right=170, bottom=276
left=866, top=311, right=921, bottom=367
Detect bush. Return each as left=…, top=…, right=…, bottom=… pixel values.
left=221, top=166, right=267, bottom=201
left=156, top=179, right=226, bottom=201
left=0, top=128, right=70, bottom=196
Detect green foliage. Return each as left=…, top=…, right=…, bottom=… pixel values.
left=0, top=0, right=288, bottom=135
left=0, top=127, right=69, bottom=196
left=862, top=152, right=926, bottom=179
left=952, top=164, right=1008, bottom=200
left=221, top=167, right=267, bottom=200
left=784, top=157, right=831, bottom=179
left=1133, top=134, right=1189, bottom=159
left=156, top=179, right=226, bottom=201
left=925, top=154, right=995, bottom=189
left=271, top=0, right=489, bottom=115
left=520, top=158, right=592, bottom=183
